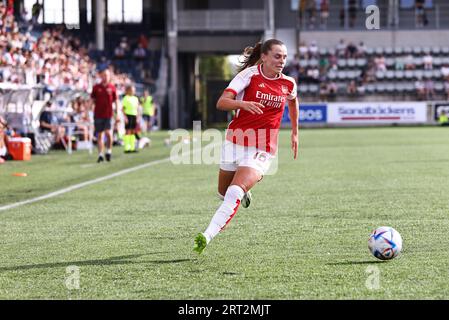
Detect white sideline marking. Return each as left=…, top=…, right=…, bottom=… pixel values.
left=0, top=143, right=220, bottom=212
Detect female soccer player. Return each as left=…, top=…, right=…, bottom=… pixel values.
left=194, top=39, right=299, bottom=254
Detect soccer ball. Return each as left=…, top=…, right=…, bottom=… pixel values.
left=368, top=226, right=402, bottom=260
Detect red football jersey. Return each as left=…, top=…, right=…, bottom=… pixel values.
left=91, top=83, right=117, bottom=119
left=224, top=64, right=297, bottom=154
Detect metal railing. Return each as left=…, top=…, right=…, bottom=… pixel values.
left=178, top=10, right=265, bottom=31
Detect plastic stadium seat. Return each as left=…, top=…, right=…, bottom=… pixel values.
left=365, top=83, right=375, bottom=93
left=413, top=46, right=422, bottom=55
left=300, top=60, right=308, bottom=68
left=376, top=70, right=386, bottom=80
left=347, top=59, right=356, bottom=68
left=309, top=84, right=319, bottom=94
left=386, top=83, right=395, bottom=93
left=337, top=59, right=347, bottom=68
left=386, top=70, right=395, bottom=80
left=337, top=70, right=348, bottom=80
left=423, top=47, right=431, bottom=54
left=395, top=82, right=406, bottom=92
left=433, top=57, right=442, bottom=67
left=442, top=57, right=449, bottom=65
left=434, top=82, right=444, bottom=92
left=414, top=70, right=424, bottom=79
left=432, top=46, right=441, bottom=55
left=376, top=83, right=386, bottom=93
left=405, top=70, right=414, bottom=79
left=394, top=47, right=404, bottom=55
left=309, top=59, right=318, bottom=67
left=433, top=69, right=442, bottom=79
left=375, top=47, right=384, bottom=55
left=403, top=46, right=412, bottom=54
left=413, top=57, right=423, bottom=66
left=385, top=47, right=393, bottom=56
left=404, top=82, right=415, bottom=92
left=395, top=70, right=405, bottom=79
left=299, top=85, right=309, bottom=94
left=319, top=48, right=328, bottom=56
left=385, top=58, right=395, bottom=67
left=328, top=71, right=337, bottom=80
left=423, top=70, right=433, bottom=79
left=365, top=47, right=374, bottom=55
left=356, top=58, right=367, bottom=67
left=441, top=47, right=449, bottom=55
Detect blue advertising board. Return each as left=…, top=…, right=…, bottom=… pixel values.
left=282, top=104, right=327, bottom=123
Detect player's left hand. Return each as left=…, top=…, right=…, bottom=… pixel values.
left=291, top=132, right=298, bottom=160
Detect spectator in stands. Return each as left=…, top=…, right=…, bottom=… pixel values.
left=374, top=55, right=387, bottom=72
left=114, top=44, right=126, bottom=60
left=357, top=81, right=366, bottom=95
left=404, top=54, right=416, bottom=70
left=299, top=41, right=308, bottom=59
left=328, top=51, right=338, bottom=71
left=415, top=77, right=425, bottom=100
left=441, top=64, right=449, bottom=82
left=339, top=8, right=345, bottom=28
left=307, top=66, right=320, bottom=82
left=357, top=41, right=367, bottom=58
left=395, top=56, right=405, bottom=70
left=138, top=34, right=149, bottom=50
left=133, top=43, right=147, bottom=61
left=327, top=81, right=338, bottom=99
left=347, top=80, right=357, bottom=96
left=336, top=39, right=346, bottom=58
left=319, top=54, right=329, bottom=75
left=423, top=52, right=433, bottom=70
left=348, top=0, right=357, bottom=28
left=388, top=0, right=400, bottom=27
left=319, top=82, right=328, bottom=101
left=415, top=0, right=428, bottom=28
left=306, top=0, right=316, bottom=29
left=346, top=42, right=358, bottom=59
left=309, top=40, right=318, bottom=58
left=319, top=0, right=329, bottom=29
left=31, top=1, right=42, bottom=26
left=445, top=81, right=449, bottom=100
left=424, top=79, right=435, bottom=100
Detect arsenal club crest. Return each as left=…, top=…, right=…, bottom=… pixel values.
left=281, top=85, right=289, bottom=95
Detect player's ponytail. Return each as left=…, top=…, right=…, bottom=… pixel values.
left=238, top=42, right=262, bottom=72
left=238, top=39, right=285, bottom=72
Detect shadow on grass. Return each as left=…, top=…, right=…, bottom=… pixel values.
left=326, top=260, right=386, bottom=266
left=0, top=253, right=193, bottom=272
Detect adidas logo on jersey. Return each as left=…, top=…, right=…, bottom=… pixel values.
left=258, top=83, right=266, bottom=88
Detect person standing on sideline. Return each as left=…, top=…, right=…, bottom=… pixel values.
left=141, top=89, right=155, bottom=132
left=91, top=68, right=118, bottom=163
left=122, top=85, right=140, bottom=153
left=193, top=39, right=299, bottom=254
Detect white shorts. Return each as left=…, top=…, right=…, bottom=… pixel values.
left=219, top=140, right=274, bottom=176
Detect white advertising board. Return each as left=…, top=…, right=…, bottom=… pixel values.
left=327, top=102, right=428, bottom=124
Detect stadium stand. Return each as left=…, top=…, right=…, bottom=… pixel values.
left=285, top=39, right=449, bottom=102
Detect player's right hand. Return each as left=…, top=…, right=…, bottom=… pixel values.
left=240, top=101, right=265, bottom=115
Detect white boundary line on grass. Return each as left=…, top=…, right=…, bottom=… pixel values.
left=0, top=142, right=221, bottom=213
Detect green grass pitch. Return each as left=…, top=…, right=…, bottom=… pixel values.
left=0, top=127, right=449, bottom=299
